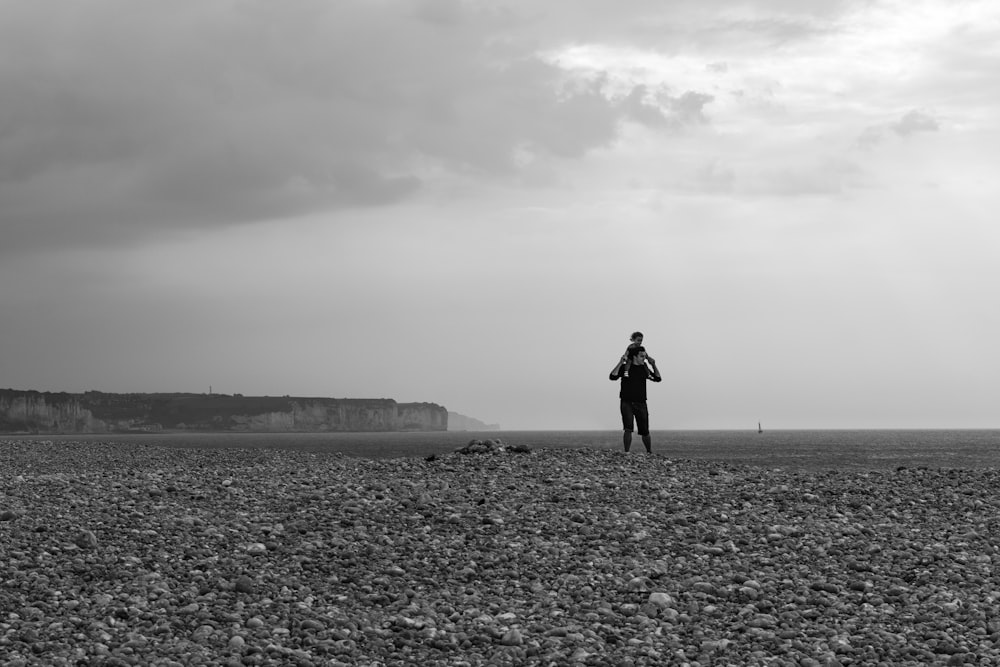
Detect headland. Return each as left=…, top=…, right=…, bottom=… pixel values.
left=0, top=389, right=447, bottom=433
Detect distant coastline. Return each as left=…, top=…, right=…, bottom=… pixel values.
left=0, top=388, right=448, bottom=434
left=447, top=411, right=500, bottom=431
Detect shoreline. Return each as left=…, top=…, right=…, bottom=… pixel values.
left=10, top=430, right=1000, bottom=472
left=2, top=439, right=999, bottom=665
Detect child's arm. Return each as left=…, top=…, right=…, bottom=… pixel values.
left=646, top=355, right=662, bottom=382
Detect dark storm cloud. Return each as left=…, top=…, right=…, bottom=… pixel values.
left=0, top=0, right=647, bottom=255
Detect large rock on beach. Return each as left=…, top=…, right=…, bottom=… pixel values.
left=3, top=438, right=1000, bottom=665
left=456, top=438, right=531, bottom=455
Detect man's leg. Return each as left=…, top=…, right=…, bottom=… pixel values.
left=635, top=403, right=651, bottom=453
left=620, top=400, right=635, bottom=452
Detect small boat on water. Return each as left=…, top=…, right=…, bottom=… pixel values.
left=758, top=421, right=763, bottom=434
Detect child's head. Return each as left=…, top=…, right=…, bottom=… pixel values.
left=630, top=331, right=643, bottom=344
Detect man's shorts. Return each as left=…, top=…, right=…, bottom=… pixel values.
left=620, top=400, right=649, bottom=436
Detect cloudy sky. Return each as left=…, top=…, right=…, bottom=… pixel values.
left=2, top=0, right=998, bottom=430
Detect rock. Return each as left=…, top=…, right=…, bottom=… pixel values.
left=0, top=509, right=18, bottom=521
left=747, top=614, right=778, bottom=628
left=811, top=581, right=841, bottom=594
left=648, top=592, right=674, bottom=607
left=692, top=581, right=720, bottom=597
left=501, top=629, right=524, bottom=646
left=73, top=529, right=99, bottom=549
left=456, top=438, right=524, bottom=455
left=627, top=577, right=653, bottom=592
left=234, top=575, right=255, bottom=593
left=245, top=542, right=267, bottom=555
left=458, top=439, right=494, bottom=454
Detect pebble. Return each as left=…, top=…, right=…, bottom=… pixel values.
left=72, top=528, right=99, bottom=549
left=649, top=592, right=675, bottom=607
left=501, top=629, right=524, bottom=645
left=234, top=575, right=255, bottom=593
left=3, top=438, right=1000, bottom=665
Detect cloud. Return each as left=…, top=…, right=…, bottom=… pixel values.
left=857, top=126, right=886, bottom=150
left=676, top=156, right=867, bottom=197
left=0, top=0, right=652, bottom=255
left=668, top=91, right=715, bottom=125
left=616, top=85, right=714, bottom=129
left=512, top=0, right=857, bottom=52
left=704, top=16, right=838, bottom=49
left=857, top=109, right=941, bottom=148
left=618, top=86, right=671, bottom=127
left=690, top=159, right=737, bottom=193
left=891, top=110, right=940, bottom=136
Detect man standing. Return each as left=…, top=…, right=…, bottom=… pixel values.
left=609, top=346, right=662, bottom=453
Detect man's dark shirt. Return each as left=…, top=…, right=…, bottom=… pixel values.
left=610, top=364, right=661, bottom=401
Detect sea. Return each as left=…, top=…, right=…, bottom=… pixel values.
left=13, top=429, right=1000, bottom=471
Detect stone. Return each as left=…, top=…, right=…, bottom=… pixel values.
left=748, top=614, right=778, bottom=628
left=234, top=576, right=255, bottom=593
left=245, top=543, right=267, bottom=555
left=648, top=592, right=674, bottom=607
left=73, top=529, right=99, bottom=549
left=627, top=577, right=653, bottom=592
left=501, top=629, right=524, bottom=646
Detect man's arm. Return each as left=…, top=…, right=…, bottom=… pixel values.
left=609, top=355, right=628, bottom=380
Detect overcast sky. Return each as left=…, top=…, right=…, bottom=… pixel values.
left=2, top=0, right=998, bottom=430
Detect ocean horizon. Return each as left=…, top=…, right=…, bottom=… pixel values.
left=8, top=428, right=1000, bottom=471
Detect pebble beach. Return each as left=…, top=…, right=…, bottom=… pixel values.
left=3, top=438, right=1000, bottom=666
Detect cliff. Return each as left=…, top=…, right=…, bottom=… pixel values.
left=447, top=412, right=500, bottom=431
left=0, top=390, right=448, bottom=434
